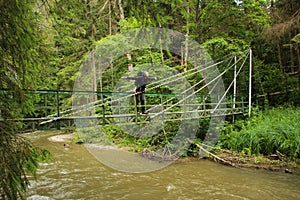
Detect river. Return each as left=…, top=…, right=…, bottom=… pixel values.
left=26, top=131, right=300, bottom=200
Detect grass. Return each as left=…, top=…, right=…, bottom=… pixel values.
left=219, top=107, right=300, bottom=160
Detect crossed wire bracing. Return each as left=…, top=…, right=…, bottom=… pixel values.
left=41, top=50, right=250, bottom=125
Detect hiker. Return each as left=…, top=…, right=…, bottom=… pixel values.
left=126, top=71, right=156, bottom=114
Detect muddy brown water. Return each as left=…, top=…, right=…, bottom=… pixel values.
left=26, top=131, right=300, bottom=200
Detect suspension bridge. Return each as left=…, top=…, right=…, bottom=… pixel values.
left=11, top=50, right=253, bottom=132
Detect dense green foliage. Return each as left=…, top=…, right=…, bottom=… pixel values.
left=10, top=0, right=296, bottom=111
left=1, top=0, right=300, bottom=197
left=28, top=0, right=299, bottom=109
left=219, top=107, right=300, bottom=160
left=0, top=133, right=51, bottom=199
left=0, top=0, right=51, bottom=199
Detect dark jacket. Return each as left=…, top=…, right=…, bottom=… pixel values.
left=127, top=75, right=156, bottom=92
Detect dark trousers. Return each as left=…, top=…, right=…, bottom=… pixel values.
left=135, top=89, right=146, bottom=113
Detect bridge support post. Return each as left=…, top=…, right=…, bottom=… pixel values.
left=248, top=49, right=253, bottom=118
left=102, top=104, right=105, bottom=125
left=233, top=55, right=237, bottom=109
left=56, top=90, right=60, bottom=130
left=134, top=93, right=138, bottom=123
left=233, top=55, right=237, bottom=122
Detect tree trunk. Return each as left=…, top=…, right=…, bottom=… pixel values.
left=118, top=0, right=124, bottom=19
left=195, top=0, right=203, bottom=43
left=158, top=22, right=165, bottom=65
left=277, top=43, right=283, bottom=73
left=88, top=0, right=97, bottom=101
left=109, top=0, right=112, bottom=35
left=289, top=32, right=294, bottom=72
left=184, top=0, right=190, bottom=73
left=296, top=43, right=300, bottom=90
left=118, top=0, right=133, bottom=72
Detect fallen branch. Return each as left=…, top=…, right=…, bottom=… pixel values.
left=188, top=139, right=235, bottom=167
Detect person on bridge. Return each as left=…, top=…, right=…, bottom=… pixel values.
left=126, top=71, right=156, bottom=114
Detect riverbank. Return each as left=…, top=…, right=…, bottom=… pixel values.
left=47, top=132, right=300, bottom=174
left=214, top=107, right=300, bottom=174
left=211, top=148, right=300, bottom=174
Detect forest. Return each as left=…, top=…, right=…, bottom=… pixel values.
left=1, top=0, right=300, bottom=199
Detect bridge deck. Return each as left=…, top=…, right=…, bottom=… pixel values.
left=7, top=106, right=245, bottom=132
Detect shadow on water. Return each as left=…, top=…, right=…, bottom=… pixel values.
left=26, top=131, right=300, bottom=200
